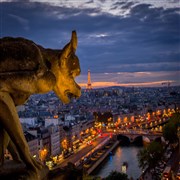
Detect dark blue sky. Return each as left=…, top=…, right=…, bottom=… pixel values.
left=0, top=0, right=180, bottom=87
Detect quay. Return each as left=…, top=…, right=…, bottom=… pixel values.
left=87, top=140, right=119, bottom=175
left=53, top=134, right=120, bottom=175
left=48, top=135, right=120, bottom=179
left=52, top=134, right=113, bottom=169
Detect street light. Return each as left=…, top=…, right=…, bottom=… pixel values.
left=39, top=148, right=48, bottom=163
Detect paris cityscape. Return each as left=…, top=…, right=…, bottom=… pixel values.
left=4, top=70, right=178, bottom=180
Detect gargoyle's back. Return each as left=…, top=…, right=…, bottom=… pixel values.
left=0, top=37, right=44, bottom=73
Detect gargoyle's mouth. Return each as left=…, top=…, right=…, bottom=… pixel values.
left=64, top=90, right=80, bottom=99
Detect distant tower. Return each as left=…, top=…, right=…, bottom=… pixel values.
left=87, top=69, right=92, bottom=90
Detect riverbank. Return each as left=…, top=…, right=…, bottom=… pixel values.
left=87, top=140, right=119, bottom=174
left=139, top=144, right=180, bottom=180
left=79, top=136, right=118, bottom=172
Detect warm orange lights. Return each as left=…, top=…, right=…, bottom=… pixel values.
left=39, top=148, right=48, bottom=162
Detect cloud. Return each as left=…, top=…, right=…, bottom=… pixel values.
left=8, top=14, right=29, bottom=30
left=107, top=62, right=180, bottom=72
left=24, top=0, right=180, bottom=16
left=3, top=0, right=177, bottom=19
left=121, top=2, right=135, bottom=9
left=86, top=0, right=94, bottom=4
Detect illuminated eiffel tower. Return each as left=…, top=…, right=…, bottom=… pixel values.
left=87, top=69, right=92, bottom=90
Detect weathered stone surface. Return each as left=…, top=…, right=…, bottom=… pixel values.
left=0, top=160, right=48, bottom=180
left=0, top=31, right=81, bottom=179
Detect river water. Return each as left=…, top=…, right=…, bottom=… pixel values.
left=92, top=145, right=142, bottom=179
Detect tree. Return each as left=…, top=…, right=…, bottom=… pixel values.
left=49, top=163, right=83, bottom=180
left=162, top=112, right=180, bottom=143
left=83, top=175, right=101, bottom=180
left=94, top=111, right=113, bottom=124
left=138, top=141, right=164, bottom=173
left=64, top=162, right=83, bottom=180
left=103, top=170, right=128, bottom=180
left=163, top=122, right=177, bottom=143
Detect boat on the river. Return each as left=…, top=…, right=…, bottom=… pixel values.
left=83, top=163, right=91, bottom=168
left=121, top=161, right=128, bottom=173
left=91, top=156, right=97, bottom=161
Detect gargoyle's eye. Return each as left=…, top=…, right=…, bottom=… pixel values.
left=72, top=68, right=80, bottom=77
left=65, top=53, right=80, bottom=74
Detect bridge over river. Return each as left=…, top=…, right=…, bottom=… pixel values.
left=115, top=130, right=163, bottom=143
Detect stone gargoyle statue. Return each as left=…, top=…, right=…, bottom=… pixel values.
left=0, top=31, right=81, bottom=179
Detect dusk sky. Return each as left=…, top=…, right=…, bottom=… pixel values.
left=0, top=0, right=180, bottom=88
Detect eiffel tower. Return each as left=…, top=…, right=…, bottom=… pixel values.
left=87, top=69, right=92, bottom=90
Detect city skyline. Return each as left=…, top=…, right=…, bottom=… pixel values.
left=0, top=0, right=180, bottom=87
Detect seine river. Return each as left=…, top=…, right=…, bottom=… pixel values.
left=92, top=146, right=142, bottom=179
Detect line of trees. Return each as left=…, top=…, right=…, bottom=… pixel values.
left=93, top=112, right=113, bottom=123
left=162, top=112, right=180, bottom=144
left=137, top=141, right=164, bottom=176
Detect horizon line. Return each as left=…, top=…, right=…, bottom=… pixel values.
left=78, top=80, right=180, bottom=88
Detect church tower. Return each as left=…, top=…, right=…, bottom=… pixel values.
left=87, top=69, right=92, bottom=90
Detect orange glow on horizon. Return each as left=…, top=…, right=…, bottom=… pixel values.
left=78, top=80, right=176, bottom=88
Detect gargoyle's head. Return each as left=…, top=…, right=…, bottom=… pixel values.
left=53, top=31, right=81, bottom=103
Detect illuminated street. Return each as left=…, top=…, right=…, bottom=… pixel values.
left=53, top=135, right=110, bottom=168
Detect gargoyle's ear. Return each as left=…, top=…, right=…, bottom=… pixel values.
left=60, top=31, right=77, bottom=66
left=71, top=30, right=77, bottom=52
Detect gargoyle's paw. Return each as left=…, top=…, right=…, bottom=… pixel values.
left=31, top=158, right=43, bottom=170
left=26, top=169, right=41, bottom=180
left=26, top=166, right=49, bottom=180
